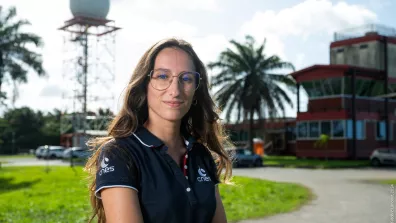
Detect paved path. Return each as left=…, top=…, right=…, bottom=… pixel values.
left=233, top=167, right=396, bottom=223
left=2, top=157, right=70, bottom=167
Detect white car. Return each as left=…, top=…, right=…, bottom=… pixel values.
left=36, top=145, right=65, bottom=159
left=35, top=146, right=46, bottom=159
left=370, top=148, right=396, bottom=166
left=63, top=147, right=91, bottom=159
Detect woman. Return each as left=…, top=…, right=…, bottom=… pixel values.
left=84, top=38, right=233, bottom=223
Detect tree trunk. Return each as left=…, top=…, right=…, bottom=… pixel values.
left=248, top=109, right=254, bottom=153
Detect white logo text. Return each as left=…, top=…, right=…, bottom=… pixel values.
left=99, top=157, right=115, bottom=176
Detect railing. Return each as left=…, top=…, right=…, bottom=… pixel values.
left=334, top=24, right=396, bottom=41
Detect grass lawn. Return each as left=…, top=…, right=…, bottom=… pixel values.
left=364, top=179, right=396, bottom=185
left=264, top=156, right=370, bottom=169
left=379, top=179, right=396, bottom=185
left=0, top=154, right=35, bottom=160
left=0, top=166, right=312, bottom=223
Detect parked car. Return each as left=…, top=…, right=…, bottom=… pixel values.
left=63, top=147, right=91, bottom=159
left=229, top=148, right=263, bottom=167
left=36, top=145, right=65, bottom=159
left=35, top=146, right=46, bottom=159
left=370, top=147, right=396, bottom=166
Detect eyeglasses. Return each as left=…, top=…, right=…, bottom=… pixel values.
left=148, top=69, right=202, bottom=91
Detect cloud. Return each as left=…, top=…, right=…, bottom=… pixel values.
left=239, top=0, right=377, bottom=61
left=241, top=0, right=377, bottom=38
left=294, top=53, right=306, bottom=70
left=39, top=85, right=63, bottom=98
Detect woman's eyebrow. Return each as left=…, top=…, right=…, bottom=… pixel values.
left=154, top=68, right=195, bottom=73
left=153, top=68, right=170, bottom=72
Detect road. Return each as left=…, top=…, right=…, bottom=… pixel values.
left=233, top=167, right=396, bottom=223
left=2, top=157, right=72, bottom=167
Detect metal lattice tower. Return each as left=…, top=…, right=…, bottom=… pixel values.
left=58, top=16, right=120, bottom=147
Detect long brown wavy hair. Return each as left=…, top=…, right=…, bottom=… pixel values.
left=84, top=38, right=234, bottom=223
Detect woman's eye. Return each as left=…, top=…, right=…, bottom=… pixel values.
left=158, top=74, right=168, bottom=79
left=181, top=74, right=193, bottom=82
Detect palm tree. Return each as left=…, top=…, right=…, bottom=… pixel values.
left=208, top=35, right=296, bottom=152
left=0, top=6, right=46, bottom=104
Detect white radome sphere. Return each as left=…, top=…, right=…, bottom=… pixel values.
left=70, top=0, right=110, bottom=20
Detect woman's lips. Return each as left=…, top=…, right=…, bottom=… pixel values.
left=164, top=101, right=183, bottom=108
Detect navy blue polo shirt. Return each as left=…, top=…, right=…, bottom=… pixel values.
left=95, top=126, right=220, bottom=223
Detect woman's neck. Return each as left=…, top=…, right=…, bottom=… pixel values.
left=143, top=119, right=184, bottom=153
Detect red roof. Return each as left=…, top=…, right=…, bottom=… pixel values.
left=290, top=64, right=385, bottom=82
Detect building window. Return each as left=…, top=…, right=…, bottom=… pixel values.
left=297, top=122, right=308, bottom=138
left=344, top=77, right=351, bottom=95
left=301, top=78, right=342, bottom=99
left=321, top=121, right=331, bottom=136
left=370, top=81, right=385, bottom=96
left=376, top=121, right=386, bottom=140
left=309, top=122, right=320, bottom=138
left=311, top=80, right=324, bottom=97
left=286, top=126, right=296, bottom=141
left=329, top=78, right=342, bottom=95
left=332, top=120, right=345, bottom=137
left=359, top=44, right=368, bottom=49
left=356, top=120, right=365, bottom=139
left=346, top=120, right=365, bottom=140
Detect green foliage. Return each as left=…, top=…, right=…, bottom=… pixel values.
left=208, top=35, right=296, bottom=150
left=314, top=134, right=330, bottom=149
left=208, top=35, right=296, bottom=123
left=0, top=6, right=46, bottom=103
left=0, top=107, right=61, bottom=154
left=0, top=166, right=312, bottom=223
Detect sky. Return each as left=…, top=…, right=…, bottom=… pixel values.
left=1, top=0, right=395, bottom=120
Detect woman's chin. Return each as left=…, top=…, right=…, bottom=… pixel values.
left=160, top=111, right=186, bottom=122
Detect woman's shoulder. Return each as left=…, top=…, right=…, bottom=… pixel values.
left=192, top=142, right=216, bottom=160
left=99, top=134, right=146, bottom=158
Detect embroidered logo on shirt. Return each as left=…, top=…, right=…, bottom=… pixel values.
left=101, top=157, right=109, bottom=168
left=99, top=156, right=115, bottom=176
left=197, top=166, right=211, bottom=182
left=198, top=167, right=206, bottom=176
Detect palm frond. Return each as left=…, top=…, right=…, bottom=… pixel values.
left=267, top=73, right=296, bottom=87
left=271, top=85, right=294, bottom=108
left=6, top=60, right=27, bottom=83
left=0, top=5, right=45, bottom=101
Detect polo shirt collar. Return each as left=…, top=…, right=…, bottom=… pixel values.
left=132, top=126, right=196, bottom=151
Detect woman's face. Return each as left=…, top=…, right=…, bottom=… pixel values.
left=146, top=47, right=197, bottom=123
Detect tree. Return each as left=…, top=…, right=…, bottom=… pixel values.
left=314, top=134, right=330, bottom=161
left=1, top=107, right=44, bottom=154
left=0, top=107, right=61, bottom=154
left=98, top=108, right=114, bottom=117
left=208, top=35, right=296, bottom=152
left=0, top=6, right=46, bottom=104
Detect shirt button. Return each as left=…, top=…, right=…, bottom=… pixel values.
left=186, top=187, right=191, bottom=192
left=184, top=165, right=188, bottom=169
left=185, top=154, right=188, bottom=158
left=185, top=176, right=188, bottom=179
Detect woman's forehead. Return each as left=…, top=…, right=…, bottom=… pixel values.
left=154, top=48, right=195, bottom=71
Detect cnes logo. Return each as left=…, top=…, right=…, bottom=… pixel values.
left=99, top=157, right=115, bottom=176
left=197, top=166, right=211, bottom=182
